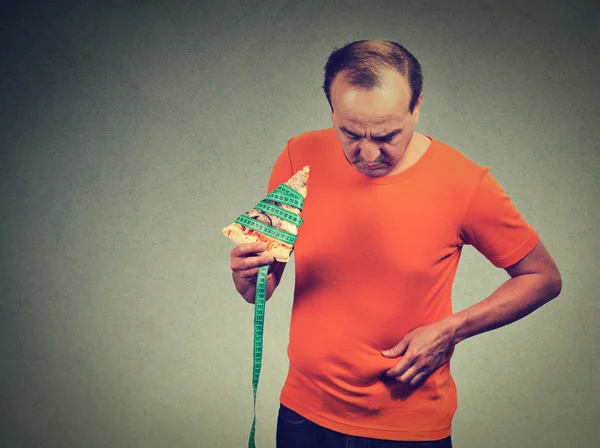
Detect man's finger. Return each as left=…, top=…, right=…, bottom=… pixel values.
left=382, top=338, right=409, bottom=358
left=243, top=254, right=273, bottom=270
left=409, top=371, right=428, bottom=387
left=231, top=254, right=274, bottom=272
left=386, top=354, right=414, bottom=378
left=238, top=267, right=260, bottom=280
left=231, top=242, right=267, bottom=257
left=398, top=364, right=421, bottom=384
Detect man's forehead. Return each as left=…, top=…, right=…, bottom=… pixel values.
left=332, top=69, right=411, bottom=100
left=345, top=114, right=403, bottom=125
left=339, top=112, right=406, bottom=130
left=332, top=86, right=411, bottom=125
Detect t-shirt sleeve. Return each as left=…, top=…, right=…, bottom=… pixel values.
left=458, top=166, right=540, bottom=268
left=267, top=140, right=294, bottom=194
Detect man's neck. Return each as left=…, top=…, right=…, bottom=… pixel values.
left=387, top=133, right=431, bottom=176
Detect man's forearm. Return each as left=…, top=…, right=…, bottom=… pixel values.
left=445, top=273, right=562, bottom=345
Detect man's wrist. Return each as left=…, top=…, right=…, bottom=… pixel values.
left=441, top=312, right=469, bottom=346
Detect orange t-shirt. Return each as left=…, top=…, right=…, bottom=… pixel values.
left=266, top=128, right=540, bottom=441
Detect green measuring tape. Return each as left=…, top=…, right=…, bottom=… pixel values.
left=249, top=264, right=268, bottom=448
left=235, top=215, right=298, bottom=246
left=255, top=201, right=303, bottom=227
left=243, top=185, right=305, bottom=448
left=265, top=185, right=305, bottom=210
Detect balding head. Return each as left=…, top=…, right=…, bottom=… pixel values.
left=323, top=40, right=423, bottom=113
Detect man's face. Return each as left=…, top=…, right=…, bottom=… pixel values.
left=330, top=69, right=422, bottom=178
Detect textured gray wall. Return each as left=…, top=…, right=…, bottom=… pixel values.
left=1, top=0, right=599, bottom=447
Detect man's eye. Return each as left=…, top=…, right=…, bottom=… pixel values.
left=372, top=138, right=392, bottom=144
left=348, top=135, right=361, bottom=141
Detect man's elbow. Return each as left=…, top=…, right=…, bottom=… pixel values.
left=553, top=272, right=563, bottom=298
left=546, top=268, right=563, bottom=301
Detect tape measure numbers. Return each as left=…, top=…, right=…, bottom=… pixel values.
left=249, top=264, right=268, bottom=448
left=235, top=215, right=297, bottom=246
left=265, top=185, right=304, bottom=210
left=255, top=201, right=303, bottom=227
left=246, top=184, right=305, bottom=448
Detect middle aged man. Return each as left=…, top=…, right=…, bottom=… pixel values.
left=229, top=40, right=562, bottom=448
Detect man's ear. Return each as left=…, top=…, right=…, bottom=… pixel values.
left=413, top=92, right=423, bottom=123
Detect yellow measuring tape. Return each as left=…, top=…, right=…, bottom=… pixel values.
left=236, top=185, right=305, bottom=448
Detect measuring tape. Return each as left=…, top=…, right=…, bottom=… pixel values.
left=235, top=215, right=298, bottom=246
left=249, top=264, right=268, bottom=448
left=241, top=186, right=305, bottom=448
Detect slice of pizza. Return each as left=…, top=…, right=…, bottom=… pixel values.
left=222, top=166, right=310, bottom=262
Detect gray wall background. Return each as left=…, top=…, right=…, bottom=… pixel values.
left=1, top=0, right=599, bottom=447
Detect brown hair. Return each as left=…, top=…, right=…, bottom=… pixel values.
left=323, top=40, right=423, bottom=113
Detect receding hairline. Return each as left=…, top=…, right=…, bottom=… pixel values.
left=330, top=66, right=414, bottom=113
left=338, top=40, right=410, bottom=76
left=323, top=39, right=421, bottom=112
left=335, top=64, right=410, bottom=90
left=351, top=39, right=408, bottom=54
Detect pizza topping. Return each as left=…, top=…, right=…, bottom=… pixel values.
left=266, top=199, right=299, bottom=215
left=221, top=165, right=309, bottom=262
left=285, top=166, right=310, bottom=198
left=247, top=206, right=297, bottom=235
left=240, top=226, right=293, bottom=249
left=248, top=208, right=272, bottom=226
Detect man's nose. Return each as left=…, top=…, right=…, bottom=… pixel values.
left=360, top=140, right=381, bottom=163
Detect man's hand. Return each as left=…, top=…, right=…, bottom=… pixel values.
left=381, top=321, right=455, bottom=387
left=230, top=242, right=286, bottom=303
left=230, top=242, right=277, bottom=284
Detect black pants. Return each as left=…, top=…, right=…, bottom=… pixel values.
left=276, top=403, right=453, bottom=448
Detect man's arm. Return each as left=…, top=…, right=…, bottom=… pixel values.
left=382, top=240, right=562, bottom=385
left=446, top=239, right=562, bottom=344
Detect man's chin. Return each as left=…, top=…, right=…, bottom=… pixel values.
left=357, top=165, right=390, bottom=178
